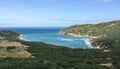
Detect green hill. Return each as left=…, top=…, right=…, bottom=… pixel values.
left=0, top=30, right=20, bottom=40
left=59, top=20, right=120, bottom=37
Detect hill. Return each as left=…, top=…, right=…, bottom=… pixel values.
left=0, top=30, right=31, bottom=58
left=59, top=20, right=120, bottom=37
left=59, top=20, right=120, bottom=69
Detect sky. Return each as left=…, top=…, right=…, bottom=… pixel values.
left=0, top=0, right=120, bottom=27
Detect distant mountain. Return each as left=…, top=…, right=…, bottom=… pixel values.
left=59, top=20, right=120, bottom=37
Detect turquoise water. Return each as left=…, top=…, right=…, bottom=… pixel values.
left=0, top=27, right=93, bottom=48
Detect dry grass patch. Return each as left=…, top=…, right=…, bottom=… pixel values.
left=0, top=39, right=32, bottom=58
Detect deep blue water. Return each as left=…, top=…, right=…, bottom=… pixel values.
left=0, top=27, right=93, bottom=48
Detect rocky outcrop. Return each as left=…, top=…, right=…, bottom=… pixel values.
left=90, top=39, right=101, bottom=49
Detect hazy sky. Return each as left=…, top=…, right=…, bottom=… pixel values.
left=0, top=0, right=120, bottom=27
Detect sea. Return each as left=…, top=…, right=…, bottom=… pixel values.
left=0, top=27, right=93, bottom=48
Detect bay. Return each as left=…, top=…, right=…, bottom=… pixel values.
left=0, top=27, right=93, bottom=48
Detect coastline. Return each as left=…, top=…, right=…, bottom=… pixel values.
left=18, top=34, right=24, bottom=40
left=82, top=39, right=94, bottom=48
left=59, top=32, right=101, bottom=49
left=90, top=39, right=101, bottom=49
left=59, top=32, right=99, bottom=38
left=18, top=32, right=101, bottom=49
left=18, top=34, right=32, bottom=42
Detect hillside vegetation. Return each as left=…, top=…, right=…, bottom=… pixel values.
left=0, top=30, right=20, bottom=40
left=0, top=20, right=120, bottom=69
left=59, top=20, right=120, bottom=69
left=0, top=30, right=31, bottom=58
left=59, top=20, right=120, bottom=37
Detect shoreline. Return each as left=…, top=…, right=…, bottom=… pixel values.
left=82, top=39, right=94, bottom=48
left=59, top=32, right=99, bottom=38
left=18, top=34, right=24, bottom=40
left=18, top=34, right=32, bottom=42
left=18, top=33, right=101, bottom=49
left=59, top=32, right=101, bottom=49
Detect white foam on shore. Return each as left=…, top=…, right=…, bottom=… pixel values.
left=81, top=38, right=94, bottom=48
left=23, top=35, right=33, bottom=42
left=57, top=37, right=94, bottom=48
left=19, top=34, right=24, bottom=40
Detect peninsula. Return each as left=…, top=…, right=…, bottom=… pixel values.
left=59, top=20, right=120, bottom=38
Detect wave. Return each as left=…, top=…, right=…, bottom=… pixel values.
left=57, top=38, right=74, bottom=41
left=81, top=39, right=93, bottom=48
